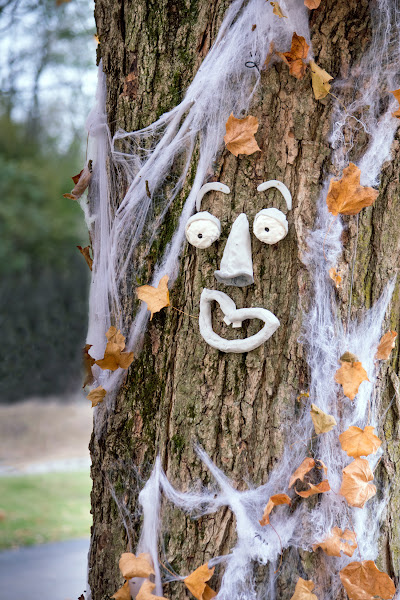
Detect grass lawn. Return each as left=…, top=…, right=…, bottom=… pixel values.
left=0, top=470, right=92, bottom=549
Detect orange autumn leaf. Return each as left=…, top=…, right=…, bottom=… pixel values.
left=259, top=493, right=291, bottom=526
left=335, top=359, right=369, bottom=400
left=119, top=552, right=155, bottom=579
left=270, top=1, right=287, bottom=18
left=63, top=162, right=92, bottom=200
left=329, top=267, right=342, bottom=288
left=95, top=326, right=134, bottom=371
left=313, top=527, right=357, bottom=557
left=304, top=0, right=321, bottom=8
left=289, top=457, right=315, bottom=488
left=137, top=274, right=170, bottom=320
left=88, top=385, right=106, bottom=407
left=296, top=479, right=330, bottom=498
left=278, top=33, right=310, bottom=79
left=77, top=245, right=93, bottom=271
left=326, top=163, right=379, bottom=216
left=184, top=563, right=217, bottom=600
left=339, top=561, right=395, bottom=600
left=339, top=458, right=376, bottom=508
left=112, top=581, right=131, bottom=600
left=224, top=113, right=261, bottom=157
left=339, top=426, right=382, bottom=458
left=290, top=578, right=318, bottom=600
left=390, top=89, right=400, bottom=118
left=137, top=580, right=168, bottom=600
left=376, top=331, right=397, bottom=360
left=83, top=344, right=95, bottom=388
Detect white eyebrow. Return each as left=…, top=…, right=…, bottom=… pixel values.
left=257, top=180, right=292, bottom=210
left=196, top=182, right=230, bottom=212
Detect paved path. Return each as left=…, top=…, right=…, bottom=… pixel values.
left=0, top=538, right=90, bottom=600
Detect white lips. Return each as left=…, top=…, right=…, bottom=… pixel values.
left=199, top=288, right=280, bottom=353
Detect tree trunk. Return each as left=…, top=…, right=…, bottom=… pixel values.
left=89, top=1, right=400, bottom=599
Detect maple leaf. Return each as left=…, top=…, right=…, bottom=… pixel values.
left=224, top=113, right=261, bottom=157
left=270, top=2, right=286, bottom=18
left=83, top=344, right=95, bottom=388
left=310, top=60, right=333, bottom=100
left=376, top=331, right=397, bottom=360
left=278, top=33, right=310, bottom=80
left=326, top=163, right=379, bottom=216
left=259, top=493, right=291, bottom=526
left=119, top=552, right=155, bottom=579
left=137, top=275, right=170, bottom=320
left=335, top=359, right=369, bottom=400
left=304, top=0, right=321, bottom=8
left=329, top=267, right=342, bottom=288
left=77, top=245, right=93, bottom=271
left=88, top=386, right=106, bottom=407
left=339, top=426, right=382, bottom=458
left=95, top=326, right=134, bottom=371
left=63, top=163, right=92, bottom=201
left=340, top=458, right=376, bottom=508
left=137, top=580, right=168, bottom=600
left=339, top=561, right=395, bottom=600
left=290, top=578, right=318, bottom=600
left=310, top=404, right=337, bottom=434
left=184, top=563, right=217, bottom=600
left=313, top=527, right=357, bottom=557
left=112, top=581, right=131, bottom=600
left=289, top=457, right=315, bottom=488
left=296, top=480, right=330, bottom=498
left=390, top=89, right=400, bottom=118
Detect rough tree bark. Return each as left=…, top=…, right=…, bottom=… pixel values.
left=89, top=1, right=400, bottom=598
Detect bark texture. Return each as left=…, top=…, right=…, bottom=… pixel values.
left=89, top=1, right=400, bottom=598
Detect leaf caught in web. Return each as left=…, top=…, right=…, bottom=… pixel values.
left=339, top=458, right=376, bottom=508
left=290, top=578, right=318, bottom=600
left=339, top=561, right=395, bottom=600
left=259, top=493, right=291, bottom=526
left=339, top=426, right=382, bottom=458
left=224, top=113, right=261, bottom=157
left=304, top=0, right=321, bottom=8
left=375, top=331, right=397, bottom=360
left=313, top=527, right=357, bottom=557
left=88, top=386, right=106, bottom=407
left=278, top=33, right=310, bottom=79
left=310, top=404, right=337, bottom=434
left=289, top=457, right=315, bottom=488
left=329, top=267, right=342, bottom=288
left=63, top=163, right=92, bottom=200
left=83, top=344, right=95, bottom=387
left=137, top=275, right=171, bottom=320
left=310, top=60, right=333, bottom=100
left=77, top=245, right=93, bottom=271
left=390, top=89, right=400, bottom=118
left=112, top=581, right=131, bottom=600
left=119, top=552, right=155, bottom=579
left=184, top=563, right=217, bottom=600
left=137, top=580, right=168, bottom=600
left=296, top=480, right=330, bottom=498
left=270, top=2, right=287, bottom=18
left=95, top=326, right=134, bottom=371
left=326, top=163, right=379, bottom=216
left=335, top=358, right=369, bottom=400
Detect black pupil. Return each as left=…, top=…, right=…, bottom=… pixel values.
left=198, top=233, right=203, bottom=238
left=265, top=227, right=269, bottom=232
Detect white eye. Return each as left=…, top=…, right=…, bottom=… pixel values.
left=185, top=212, right=221, bottom=249
left=253, top=208, right=288, bottom=244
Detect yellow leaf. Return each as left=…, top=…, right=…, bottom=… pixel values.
left=77, top=245, right=93, bottom=271
left=313, top=527, right=357, bottom=557
left=304, top=0, right=321, bottom=8
left=95, top=327, right=134, bottom=371
left=184, top=563, right=217, bottom=600
left=119, top=552, right=155, bottom=579
left=326, top=163, right=379, bottom=216
left=224, top=113, right=261, bottom=157
left=112, top=581, right=131, bottom=600
left=137, top=580, right=168, bottom=600
left=390, top=89, right=400, bottom=118
left=259, top=493, right=291, bottom=526
left=278, top=33, right=310, bottom=80
left=296, top=480, right=330, bottom=498
left=310, top=60, right=333, bottom=100
left=339, top=561, right=395, bottom=600
left=329, top=267, right=342, bottom=288
left=339, top=426, right=382, bottom=458
left=339, top=458, right=376, bottom=508
left=106, top=326, right=126, bottom=351
left=310, top=404, right=337, bottom=434
left=376, top=331, right=397, bottom=360
left=137, top=275, right=170, bottom=320
left=335, top=359, right=369, bottom=400
left=270, top=1, right=286, bottom=18
left=88, top=386, right=106, bottom=407
left=290, top=578, right=318, bottom=600
left=297, top=390, right=310, bottom=402
left=289, top=457, right=315, bottom=488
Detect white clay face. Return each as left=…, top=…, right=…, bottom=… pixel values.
left=253, top=208, right=288, bottom=244
left=185, top=212, right=221, bottom=249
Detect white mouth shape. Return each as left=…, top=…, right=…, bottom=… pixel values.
left=199, top=288, right=280, bottom=353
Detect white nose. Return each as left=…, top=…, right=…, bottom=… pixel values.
left=214, top=213, right=254, bottom=287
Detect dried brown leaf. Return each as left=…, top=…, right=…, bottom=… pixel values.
left=326, top=163, right=379, bottom=216
left=304, top=0, right=321, bottom=8
left=88, top=386, right=106, bottom=407
left=224, top=113, right=261, bottom=156
left=290, top=578, right=318, bottom=600
left=119, top=552, right=155, bottom=579
left=289, top=457, right=315, bottom=488
left=259, top=493, right=291, bottom=526
left=376, top=331, right=397, bottom=360
left=77, top=245, right=93, bottom=271
left=137, top=275, right=170, bottom=320
left=106, top=325, right=127, bottom=351
left=339, top=426, right=382, bottom=458
left=63, top=164, right=92, bottom=200
left=310, top=60, right=333, bottom=100
left=335, top=360, right=369, bottom=400
left=264, top=41, right=275, bottom=70
left=83, top=344, right=95, bottom=388
left=313, top=527, right=357, bottom=557
left=340, top=351, right=359, bottom=363
left=390, top=89, right=400, bottom=118
left=340, top=458, right=376, bottom=508
left=310, top=404, right=337, bottom=434
left=184, top=563, right=217, bottom=600
left=339, top=561, right=395, bottom=600
left=95, top=326, right=134, bottom=371
left=137, top=580, right=168, bottom=600
left=270, top=2, right=286, bottom=18
left=329, top=267, right=342, bottom=288
left=278, top=33, right=310, bottom=79
left=112, top=581, right=132, bottom=600
left=296, top=479, right=330, bottom=498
